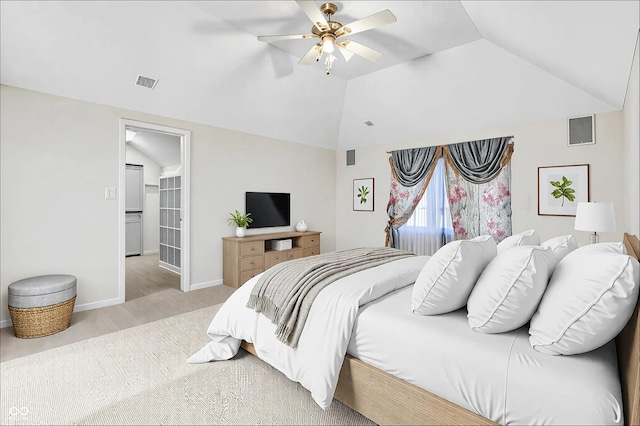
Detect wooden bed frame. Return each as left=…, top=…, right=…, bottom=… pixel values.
left=241, top=233, right=640, bottom=425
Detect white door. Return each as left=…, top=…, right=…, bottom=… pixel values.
left=120, top=118, right=191, bottom=298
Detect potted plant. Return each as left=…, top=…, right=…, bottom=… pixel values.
left=228, top=210, right=252, bottom=238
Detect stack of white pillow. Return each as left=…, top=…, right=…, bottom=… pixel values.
left=411, top=230, right=640, bottom=355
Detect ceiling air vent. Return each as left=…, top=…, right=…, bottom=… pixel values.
left=364, top=121, right=374, bottom=127
left=135, top=74, right=158, bottom=89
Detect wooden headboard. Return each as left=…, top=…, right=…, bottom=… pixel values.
left=618, top=233, right=640, bottom=426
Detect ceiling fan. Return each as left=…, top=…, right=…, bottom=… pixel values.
left=257, top=1, right=397, bottom=75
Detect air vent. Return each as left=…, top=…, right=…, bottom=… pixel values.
left=364, top=121, right=374, bottom=127
left=346, top=149, right=356, bottom=166
left=135, top=74, right=158, bottom=89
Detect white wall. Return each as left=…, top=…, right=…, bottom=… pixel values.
left=1, top=87, right=120, bottom=316
left=0, top=85, right=336, bottom=324
left=161, top=164, right=181, bottom=176
left=336, top=111, right=628, bottom=250
left=623, top=34, right=639, bottom=236
left=126, top=145, right=161, bottom=254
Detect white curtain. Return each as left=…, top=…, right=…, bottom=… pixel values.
left=396, top=158, right=454, bottom=256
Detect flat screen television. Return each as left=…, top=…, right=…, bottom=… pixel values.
left=245, top=192, right=290, bottom=228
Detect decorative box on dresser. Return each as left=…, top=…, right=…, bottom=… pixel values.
left=222, top=231, right=321, bottom=288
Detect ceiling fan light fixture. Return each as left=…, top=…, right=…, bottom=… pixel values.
left=321, top=35, right=335, bottom=54
left=258, top=1, right=396, bottom=75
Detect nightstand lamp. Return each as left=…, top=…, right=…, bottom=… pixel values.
left=574, top=202, right=616, bottom=244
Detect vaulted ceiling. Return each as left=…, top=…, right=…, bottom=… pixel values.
left=1, top=1, right=638, bottom=151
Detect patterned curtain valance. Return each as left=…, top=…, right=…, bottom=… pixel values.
left=444, top=137, right=514, bottom=184
left=390, top=146, right=440, bottom=187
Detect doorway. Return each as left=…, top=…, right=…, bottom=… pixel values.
left=118, top=119, right=191, bottom=303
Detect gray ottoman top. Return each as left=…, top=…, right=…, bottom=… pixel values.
left=9, top=274, right=77, bottom=297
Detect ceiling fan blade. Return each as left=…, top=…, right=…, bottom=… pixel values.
left=339, top=40, right=383, bottom=62
left=257, top=34, right=318, bottom=42
left=299, top=44, right=321, bottom=65
left=337, top=45, right=354, bottom=62
left=335, top=9, right=396, bottom=38
left=296, top=0, right=329, bottom=32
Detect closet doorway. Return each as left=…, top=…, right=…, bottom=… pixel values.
left=118, top=119, right=191, bottom=302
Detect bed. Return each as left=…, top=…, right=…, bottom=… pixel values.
left=189, top=233, right=640, bottom=425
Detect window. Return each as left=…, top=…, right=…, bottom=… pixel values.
left=397, top=158, right=454, bottom=255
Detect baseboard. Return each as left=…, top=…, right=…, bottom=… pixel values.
left=73, top=296, right=122, bottom=313
left=1, top=296, right=122, bottom=329
left=190, top=279, right=224, bottom=291
left=143, top=249, right=159, bottom=255
left=158, top=262, right=180, bottom=275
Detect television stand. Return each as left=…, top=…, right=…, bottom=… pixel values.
left=222, top=230, right=321, bottom=288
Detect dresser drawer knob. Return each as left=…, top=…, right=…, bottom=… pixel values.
left=250, top=261, right=254, bottom=264
left=251, top=247, right=255, bottom=251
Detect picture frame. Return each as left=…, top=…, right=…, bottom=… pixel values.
left=353, top=178, right=374, bottom=211
left=567, top=114, right=595, bottom=146
left=538, top=164, right=589, bottom=216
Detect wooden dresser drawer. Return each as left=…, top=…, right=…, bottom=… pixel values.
left=240, top=241, right=264, bottom=257
left=288, top=248, right=303, bottom=261
left=303, top=247, right=320, bottom=257
left=240, top=269, right=262, bottom=285
left=265, top=251, right=289, bottom=269
left=301, top=235, right=320, bottom=248
left=240, top=255, right=263, bottom=272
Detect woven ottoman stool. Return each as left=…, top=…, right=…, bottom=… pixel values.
left=8, top=274, right=77, bottom=338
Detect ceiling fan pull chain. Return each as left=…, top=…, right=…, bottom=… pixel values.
left=325, top=53, right=335, bottom=75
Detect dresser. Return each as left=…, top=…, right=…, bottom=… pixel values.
left=222, top=231, right=321, bottom=288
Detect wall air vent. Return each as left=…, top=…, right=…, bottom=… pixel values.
left=135, top=74, right=158, bottom=89
left=364, top=121, right=374, bottom=127
left=346, top=149, right=356, bottom=166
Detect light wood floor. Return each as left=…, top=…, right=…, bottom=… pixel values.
left=0, top=254, right=235, bottom=362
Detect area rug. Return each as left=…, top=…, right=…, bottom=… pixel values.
left=1, top=304, right=373, bottom=425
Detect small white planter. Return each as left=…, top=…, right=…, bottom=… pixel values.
left=235, top=226, right=246, bottom=238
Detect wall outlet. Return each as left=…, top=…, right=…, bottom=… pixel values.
left=105, top=187, right=117, bottom=200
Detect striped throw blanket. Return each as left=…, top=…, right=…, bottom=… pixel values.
left=246, top=247, right=414, bottom=347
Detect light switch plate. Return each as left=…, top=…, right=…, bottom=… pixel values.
left=105, top=187, right=117, bottom=200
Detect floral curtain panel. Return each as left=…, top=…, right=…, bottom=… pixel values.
left=444, top=137, right=514, bottom=242
left=445, top=162, right=512, bottom=241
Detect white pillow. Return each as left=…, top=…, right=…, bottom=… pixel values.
left=467, top=246, right=555, bottom=333
left=572, top=242, right=627, bottom=255
left=412, top=235, right=496, bottom=315
left=497, top=230, right=540, bottom=254
left=541, top=235, right=578, bottom=268
left=529, top=252, right=639, bottom=355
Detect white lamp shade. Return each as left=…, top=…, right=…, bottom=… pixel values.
left=574, top=202, right=616, bottom=232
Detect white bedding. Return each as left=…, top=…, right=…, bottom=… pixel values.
left=349, top=285, right=624, bottom=425
left=187, top=255, right=429, bottom=410
left=188, top=254, right=624, bottom=424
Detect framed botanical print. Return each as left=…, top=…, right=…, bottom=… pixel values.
left=353, top=178, right=374, bottom=211
left=538, top=164, right=589, bottom=216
